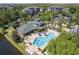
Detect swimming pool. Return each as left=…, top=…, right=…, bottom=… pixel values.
left=33, top=33, right=55, bottom=47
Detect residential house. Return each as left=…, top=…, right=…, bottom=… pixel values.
left=40, top=8, right=46, bottom=12
left=63, top=14, right=77, bottom=29
left=70, top=25, right=79, bottom=33
left=46, top=7, right=52, bottom=12
left=53, top=14, right=63, bottom=21
left=51, top=6, right=64, bottom=13
left=52, top=14, right=63, bottom=31
left=34, top=7, right=40, bottom=14
left=64, top=14, right=72, bottom=23
left=22, top=7, right=35, bottom=15
left=0, top=6, right=13, bottom=9
left=40, top=8, right=43, bottom=12
left=63, top=8, right=70, bottom=13
left=22, top=7, right=40, bottom=16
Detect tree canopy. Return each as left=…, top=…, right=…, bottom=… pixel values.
left=46, top=32, right=79, bottom=55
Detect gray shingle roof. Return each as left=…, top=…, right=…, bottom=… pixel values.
left=17, top=20, right=44, bottom=34
left=17, top=23, right=35, bottom=34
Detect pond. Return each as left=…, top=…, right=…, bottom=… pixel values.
left=0, top=35, right=22, bottom=55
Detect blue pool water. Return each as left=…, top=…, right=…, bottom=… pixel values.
left=33, top=33, right=55, bottom=47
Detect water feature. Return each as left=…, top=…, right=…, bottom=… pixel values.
left=0, top=35, right=22, bottom=55
left=33, top=33, right=55, bottom=47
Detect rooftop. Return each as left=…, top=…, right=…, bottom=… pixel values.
left=17, top=20, right=45, bottom=34
left=17, top=23, right=35, bottom=34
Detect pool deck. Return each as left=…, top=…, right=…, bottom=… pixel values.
left=47, top=28, right=59, bottom=37
left=38, top=29, right=59, bottom=50
left=24, top=33, right=44, bottom=55
left=24, top=28, right=59, bottom=55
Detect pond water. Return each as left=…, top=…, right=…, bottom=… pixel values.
left=0, top=36, right=22, bottom=55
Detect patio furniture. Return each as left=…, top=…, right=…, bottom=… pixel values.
left=25, top=43, right=30, bottom=47
left=38, top=48, right=41, bottom=51
left=44, top=32, right=47, bottom=36
left=27, top=46, right=35, bottom=55
left=29, top=42, right=32, bottom=45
